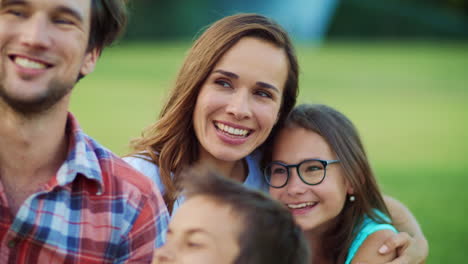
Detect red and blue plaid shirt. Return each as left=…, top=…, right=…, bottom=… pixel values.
left=0, top=113, right=169, bottom=263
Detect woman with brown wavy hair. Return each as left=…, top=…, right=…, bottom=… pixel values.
left=125, top=13, right=427, bottom=261
left=126, top=13, right=298, bottom=213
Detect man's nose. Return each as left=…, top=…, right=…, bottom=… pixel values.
left=19, top=14, right=52, bottom=49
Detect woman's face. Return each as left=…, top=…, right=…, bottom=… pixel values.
left=269, top=126, right=352, bottom=233
left=153, top=195, right=241, bottom=264
left=193, top=37, right=288, bottom=163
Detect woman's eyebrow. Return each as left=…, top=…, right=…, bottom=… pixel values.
left=212, top=69, right=239, bottom=79
left=213, top=69, right=279, bottom=93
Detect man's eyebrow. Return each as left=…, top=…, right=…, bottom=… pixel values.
left=256, top=81, right=280, bottom=93
left=54, top=5, right=83, bottom=23
left=1, top=0, right=27, bottom=8
left=0, top=1, right=84, bottom=24
left=212, top=69, right=239, bottom=79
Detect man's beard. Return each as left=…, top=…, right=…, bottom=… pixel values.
left=0, top=74, right=73, bottom=117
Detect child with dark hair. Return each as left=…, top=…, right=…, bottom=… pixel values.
left=153, top=165, right=310, bottom=264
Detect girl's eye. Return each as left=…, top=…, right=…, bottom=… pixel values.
left=215, top=79, right=232, bottom=88
left=305, top=166, right=322, bottom=172
left=273, top=167, right=287, bottom=174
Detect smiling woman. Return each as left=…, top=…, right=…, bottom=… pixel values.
left=193, top=36, right=288, bottom=169
left=125, top=13, right=299, bottom=214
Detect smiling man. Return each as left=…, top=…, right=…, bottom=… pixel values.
left=0, top=0, right=168, bottom=262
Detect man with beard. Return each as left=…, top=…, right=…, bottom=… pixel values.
left=0, top=0, right=169, bottom=262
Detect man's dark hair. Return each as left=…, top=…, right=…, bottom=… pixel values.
left=88, top=0, right=128, bottom=53
left=77, top=0, right=127, bottom=80
left=181, top=166, right=310, bottom=264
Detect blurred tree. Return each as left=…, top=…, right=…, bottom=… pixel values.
left=122, top=0, right=468, bottom=41
left=328, top=0, right=468, bottom=39
left=125, top=0, right=216, bottom=40
left=411, top=0, right=468, bottom=16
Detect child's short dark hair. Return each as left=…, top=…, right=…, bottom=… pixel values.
left=180, top=166, right=310, bottom=264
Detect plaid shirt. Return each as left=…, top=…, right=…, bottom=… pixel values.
left=0, top=113, right=169, bottom=263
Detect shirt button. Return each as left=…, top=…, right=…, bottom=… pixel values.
left=7, top=239, right=17, bottom=248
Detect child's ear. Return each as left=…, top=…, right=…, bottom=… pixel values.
left=346, top=181, right=354, bottom=195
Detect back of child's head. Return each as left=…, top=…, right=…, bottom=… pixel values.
left=181, top=165, right=310, bottom=264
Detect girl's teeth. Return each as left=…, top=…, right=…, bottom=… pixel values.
left=288, top=202, right=316, bottom=209
left=15, top=57, right=47, bottom=69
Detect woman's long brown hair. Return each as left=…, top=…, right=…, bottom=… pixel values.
left=275, top=104, right=392, bottom=263
left=130, top=14, right=299, bottom=212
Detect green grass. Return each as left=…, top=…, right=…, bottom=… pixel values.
left=70, top=41, right=468, bottom=263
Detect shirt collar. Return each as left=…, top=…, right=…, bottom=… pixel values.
left=55, top=112, right=104, bottom=194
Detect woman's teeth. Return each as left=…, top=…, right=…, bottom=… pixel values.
left=215, top=122, right=249, bottom=136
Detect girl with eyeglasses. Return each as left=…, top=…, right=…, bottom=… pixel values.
left=266, top=104, right=426, bottom=264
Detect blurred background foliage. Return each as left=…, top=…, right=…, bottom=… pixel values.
left=123, top=0, right=468, bottom=41
left=72, top=1, right=467, bottom=263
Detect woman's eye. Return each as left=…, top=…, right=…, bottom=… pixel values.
left=215, top=79, right=231, bottom=88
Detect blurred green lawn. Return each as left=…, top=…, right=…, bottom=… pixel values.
left=70, top=41, right=468, bottom=263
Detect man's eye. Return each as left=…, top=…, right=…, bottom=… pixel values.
left=255, top=90, right=272, bottom=98
left=5, top=9, right=25, bottom=17
left=54, top=18, right=74, bottom=25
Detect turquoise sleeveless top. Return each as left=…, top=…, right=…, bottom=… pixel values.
left=345, top=211, right=397, bottom=264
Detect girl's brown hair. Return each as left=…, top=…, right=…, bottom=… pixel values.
left=130, top=13, right=299, bottom=212
left=277, top=104, right=392, bottom=263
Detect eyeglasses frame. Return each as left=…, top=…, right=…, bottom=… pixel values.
left=264, top=159, right=340, bottom=188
